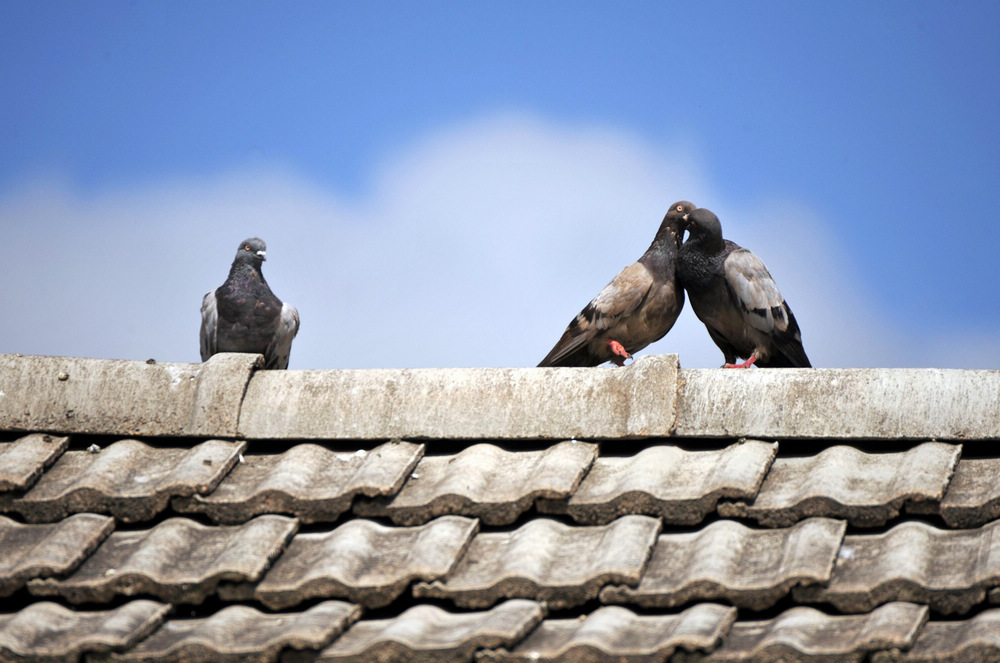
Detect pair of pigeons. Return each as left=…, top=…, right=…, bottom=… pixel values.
left=538, top=202, right=811, bottom=369
left=200, top=203, right=808, bottom=370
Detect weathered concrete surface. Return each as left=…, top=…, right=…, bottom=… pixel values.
left=238, top=355, right=679, bottom=440
left=675, top=368, right=1000, bottom=440
left=0, top=353, right=260, bottom=438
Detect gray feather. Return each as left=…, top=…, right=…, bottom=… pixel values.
left=199, top=290, right=218, bottom=362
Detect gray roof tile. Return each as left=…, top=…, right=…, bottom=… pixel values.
left=4, top=353, right=1000, bottom=662
left=477, top=603, right=736, bottom=663
left=2, top=438, right=246, bottom=523
left=356, top=441, right=597, bottom=526
left=104, top=601, right=360, bottom=663
left=675, top=367, right=1000, bottom=440
left=870, top=609, right=1000, bottom=662
left=0, top=513, right=114, bottom=597
left=0, top=434, right=68, bottom=492
left=414, top=515, right=661, bottom=609
left=794, top=520, right=1000, bottom=614
left=28, top=515, right=297, bottom=605
left=538, top=441, right=776, bottom=525
left=939, top=458, right=1000, bottom=528
left=0, top=600, right=168, bottom=662
left=311, top=600, right=544, bottom=663
left=600, top=518, right=846, bottom=610
left=173, top=441, right=424, bottom=524
left=240, top=516, right=478, bottom=610
left=718, top=442, right=961, bottom=527
left=0, top=353, right=260, bottom=438
left=692, top=602, right=928, bottom=663
left=237, top=355, right=679, bottom=440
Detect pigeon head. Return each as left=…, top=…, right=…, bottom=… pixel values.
left=664, top=201, right=697, bottom=225
left=650, top=200, right=696, bottom=249
left=234, top=237, right=268, bottom=266
left=683, top=208, right=725, bottom=252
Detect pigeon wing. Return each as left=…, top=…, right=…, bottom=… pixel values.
left=264, top=302, right=300, bottom=369
left=539, top=262, right=653, bottom=366
left=723, top=248, right=789, bottom=334
left=199, top=290, right=219, bottom=362
left=724, top=247, right=810, bottom=367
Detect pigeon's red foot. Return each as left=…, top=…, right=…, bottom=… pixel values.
left=724, top=355, right=757, bottom=369
left=608, top=340, right=631, bottom=366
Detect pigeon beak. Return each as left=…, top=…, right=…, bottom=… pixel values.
left=257, top=251, right=267, bottom=261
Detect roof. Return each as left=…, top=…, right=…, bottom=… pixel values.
left=0, top=352, right=999, bottom=662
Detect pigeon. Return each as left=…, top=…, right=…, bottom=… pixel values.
left=538, top=201, right=696, bottom=367
left=200, top=237, right=300, bottom=369
left=676, top=207, right=810, bottom=368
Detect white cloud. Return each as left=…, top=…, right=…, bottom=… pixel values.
left=1, top=113, right=996, bottom=369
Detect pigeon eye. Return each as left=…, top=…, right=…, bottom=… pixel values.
left=676, top=205, right=684, bottom=212
left=244, top=245, right=251, bottom=251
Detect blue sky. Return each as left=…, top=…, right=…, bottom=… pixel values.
left=2, top=1, right=999, bottom=369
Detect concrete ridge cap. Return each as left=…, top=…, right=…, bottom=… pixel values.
left=0, top=352, right=261, bottom=438
left=4, top=353, right=998, bottom=441
left=236, top=354, right=680, bottom=440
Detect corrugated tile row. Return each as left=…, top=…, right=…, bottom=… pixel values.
left=477, top=603, right=736, bottom=663
left=9, top=511, right=1000, bottom=626
left=307, top=600, right=545, bottom=663
left=12, top=599, right=1000, bottom=663
left=537, top=440, right=777, bottom=525
left=2, top=513, right=659, bottom=613
left=0, top=600, right=169, bottom=662
left=600, top=517, right=846, bottom=610
left=717, top=442, right=961, bottom=527
left=415, top=515, right=661, bottom=610
left=871, top=609, right=1000, bottom=662
left=173, top=440, right=424, bottom=524
left=939, top=457, right=1000, bottom=528
left=0, top=433, right=68, bottom=492
left=29, top=515, right=298, bottom=605
left=686, top=602, right=929, bottom=663
left=794, top=520, right=1000, bottom=615
left=5, top=447, right=1000, bottom=619
left=0, top=513, right=113, bottom=597
left=5, top=438, right=996, bottom=532
left=1, top=439, right=246, bottom=523
left=356, top=441, right=597, bottom=526
left=103, top=601, right=360, bottom=663
left=223, top=516, right=479, bottom=609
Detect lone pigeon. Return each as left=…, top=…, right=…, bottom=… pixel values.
left=539, top=201, right=696, bottom=367
left=677, top=208, right=810, bottom=368
left=200, top=237, right=300, bottom=369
